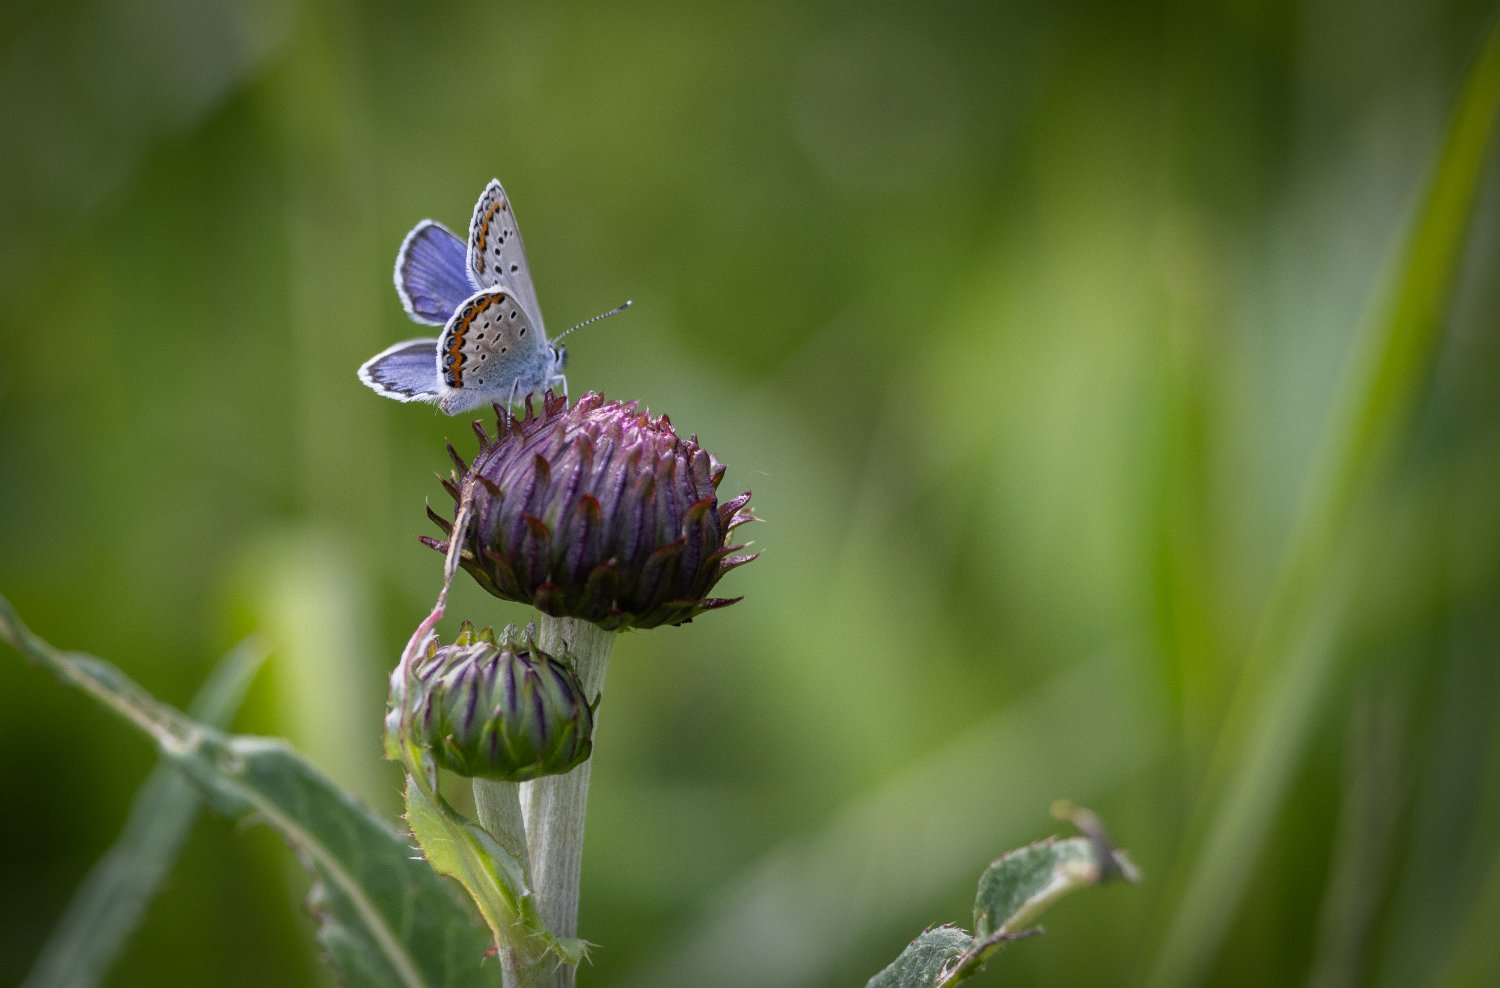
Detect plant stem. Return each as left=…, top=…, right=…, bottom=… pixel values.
left=464, top=777, right=547, bottom=988
left=471, top=780, right=540, bottom=988
left=473, top=780, right=531, bottom=884
left=522, top=616, right=616, bottom=986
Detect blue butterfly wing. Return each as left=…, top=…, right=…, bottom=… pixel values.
left=358, top=338, right=441, bottom=403
left=394, top=221, right=475, bottom=325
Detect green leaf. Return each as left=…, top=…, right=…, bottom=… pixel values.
left=867, top=809, right=1138, bottom=988
left=403, top=777, right=587, bottom=970
left=23, top=641, right=266, bottom=988
left=866, top=927, right=973, bottom=988
left=0, top=594, right=495, bottom=988
left=973, top=837, right=1097, bottom=937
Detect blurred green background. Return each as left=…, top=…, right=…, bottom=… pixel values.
left=2, top=0, right=1498, bottom=985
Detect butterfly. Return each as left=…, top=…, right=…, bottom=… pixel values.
left=359, top=179, right=575, bottom=415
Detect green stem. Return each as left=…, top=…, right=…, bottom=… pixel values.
left=521, top=616, right=616, bottom=987
left=473, top=780, right=530, bottom=884
left=472, top=777, right=555, bottom=988
left=471, top=779, right=540, bottom=988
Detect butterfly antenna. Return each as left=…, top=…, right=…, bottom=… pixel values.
left=555, top=299, right=633, bottom=342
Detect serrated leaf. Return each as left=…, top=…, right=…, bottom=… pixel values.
left=865, top=926, right=974, bottom=988
left=0, top=594, right=495, bottom=988
left=974, top=836, right=1106, bottom=937
left=869, top=811, right=1138, bottom=988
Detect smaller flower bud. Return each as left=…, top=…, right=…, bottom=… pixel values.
left=408, top=621, right=595, bottom=782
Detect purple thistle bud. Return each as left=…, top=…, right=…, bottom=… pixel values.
left=408, top=621, right=595, bottom=782
left=423, top=392, right=759, bottom=631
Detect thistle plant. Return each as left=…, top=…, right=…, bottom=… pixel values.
left=380, top=389, right=762, bottom=987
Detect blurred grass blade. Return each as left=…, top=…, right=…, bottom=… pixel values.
left=22, top=639, right=266, bottom=988
left=1148, top=21, right=1500, bottom=986
left=0, top=594, right=496, bottom=988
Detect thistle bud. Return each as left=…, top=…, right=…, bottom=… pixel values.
left=407, top=621, right=595, bottom=782
left=423, top=392, right=758, bottom=631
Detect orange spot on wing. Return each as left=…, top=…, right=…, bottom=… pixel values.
left=471, top=197, right=508, bottom=277
left=443, top=292, right=507, bottom=386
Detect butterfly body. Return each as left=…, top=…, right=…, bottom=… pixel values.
left=359, top=179, right=566, bottom=414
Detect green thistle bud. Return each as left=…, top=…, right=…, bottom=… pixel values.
left=423, top=392, right=759, bottom=631
left=407, top=621, right=595, bottom=782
